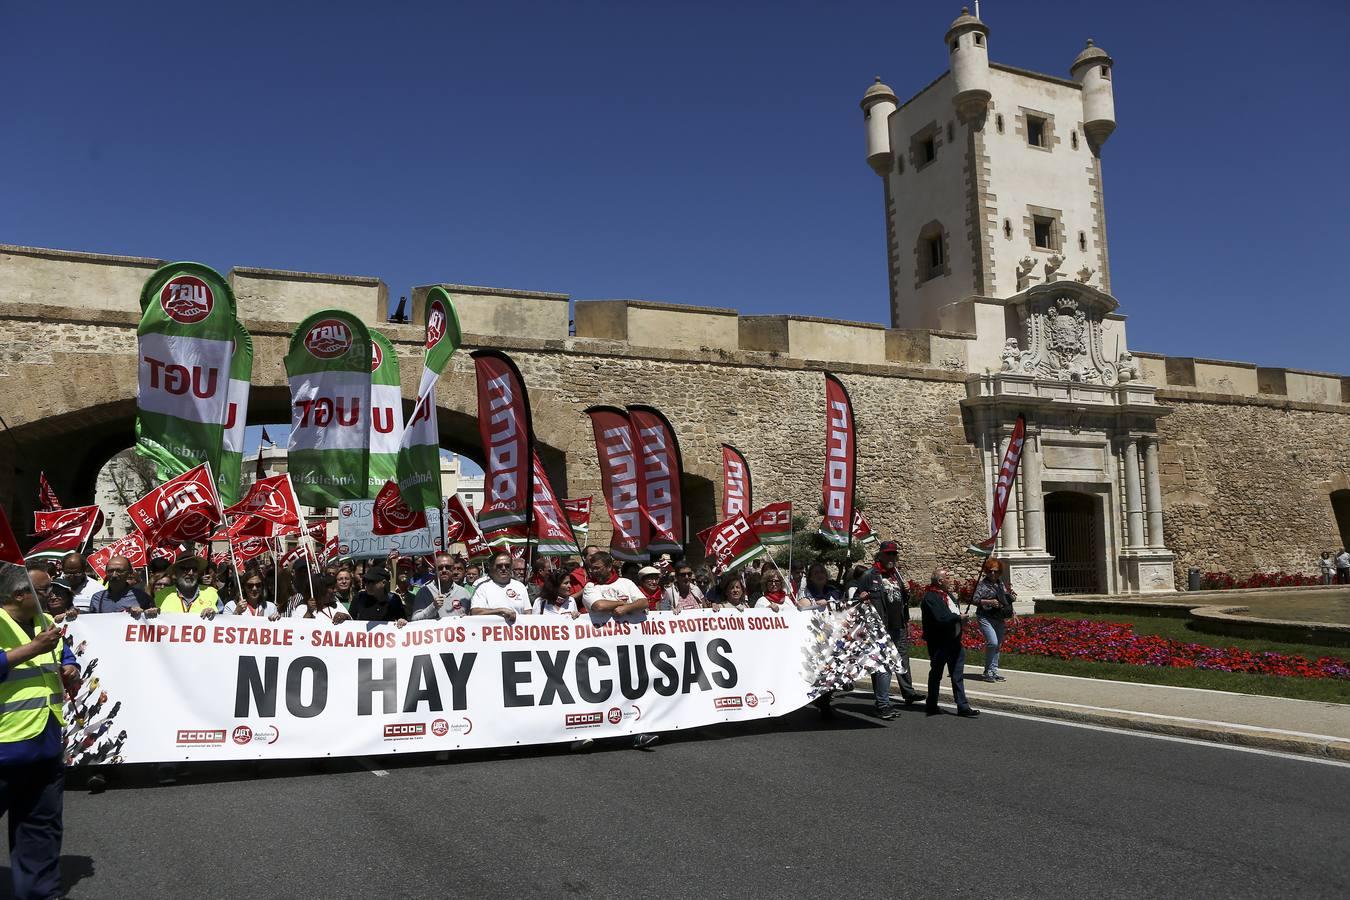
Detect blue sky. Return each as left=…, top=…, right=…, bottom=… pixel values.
left=5, top=1, right=1347, bottom=386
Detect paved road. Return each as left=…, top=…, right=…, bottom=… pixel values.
left=11, top=699, right=1350, bottom=899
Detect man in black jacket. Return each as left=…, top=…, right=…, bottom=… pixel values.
left=348, top=565, right=408, bottom=623
left=852, top=540, right=926, bottom=718
left=920, top=567, right=979, bottom=718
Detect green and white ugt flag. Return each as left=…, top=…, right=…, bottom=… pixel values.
left=285, top=310, right=372, bottom=508
left=396, top=288, right=462, bottom=511
left=367, top=331, right=403, bottom=498
left=217, top=320, right=254, bottom=505
left=135, top=262, right=237, bottom=481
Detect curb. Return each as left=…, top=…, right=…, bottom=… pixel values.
left=959, top=692, right=1350, bottom=762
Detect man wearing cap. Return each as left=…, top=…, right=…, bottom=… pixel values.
left=157, top=553, right=221, bottom=619
left=88, top=556, right=156, bottom=617
left=851, top=539, right=926, bottom=719
left=470, top=551, right=532, bottom=622
left=58, top=552, right=102, bottom=614
left=0, top=564, right=81, bottom=900
left=635, top=566, right=664, bottom=611
left=348, top=565, right=408, bottom=623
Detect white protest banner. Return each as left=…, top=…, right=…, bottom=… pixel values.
left=336, top=498, right=444, bottom=560
left=61, top=609, right=847, bottom=765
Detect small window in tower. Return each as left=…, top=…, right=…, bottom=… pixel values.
left=996, top=114, right=1004, bottom=134
left=1027, top=115, right=1047, bottom=148
left=922, top=138, right=936, bottom=164
left=947, top=122, right=954, bottom=142
left=1071, top=130, right=1079, bottom=150
left=926, top=235, right=946, bottom=279
left=1078, top=231, right=1087, bottom=251
left=1003, top=219, right=1013, bottom=240
left=974, top=33, right=984, bottom=46
left=951, top=40, right=959, bottom=53
left=1101, top=65, right=1111, bottom=81
left=1033, top=216, right=1055, bottom=250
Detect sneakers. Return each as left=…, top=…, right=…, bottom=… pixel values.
left=981, top=673, right=1006, bottom=683
left=569, top=738, right=595, bottom=753
left=902, top=693, right=927, bottom=705
left=632, top=733, right=660, bottom=749
left=875, top=707, right=899, bottom=721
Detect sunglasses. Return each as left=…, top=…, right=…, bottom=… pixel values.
left=246, top=582, right=264, bottom=590
left=436, top=564, right=456, bottom=571
left=493, top=563, right=513, bottom=570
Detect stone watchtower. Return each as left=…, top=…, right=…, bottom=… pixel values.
left=861, top=9, right=1173, bottom=596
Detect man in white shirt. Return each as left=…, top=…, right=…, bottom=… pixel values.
left=581, top=552, right=648, bottom=623
left=59, top=552, right=104, bottom=613
left=470, top=552, right=532, bottom=622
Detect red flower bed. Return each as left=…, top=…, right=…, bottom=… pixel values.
left=908, top=616, right=1350, bottom=680
left=1198, top=571, right=1321, bottom=590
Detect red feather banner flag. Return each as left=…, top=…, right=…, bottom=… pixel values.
left=585, top=406, right=648, bottom=562
left=37, top=472, right=61, bottom=512
left=372, top=480, right=429, bottom=537
left=561, top=498, right=592, bottom=540
left=29, top=506, right=105, bottom=560
left=224, top=474, right=301, bottom=527
left=0, top=506, right=25, bottom=566
left=529, top=451, right=580, bottom=556
left=697, top=513, right=767, bottom=576
left=852, top=511, right=879, bottom=546
left=472, top=350, right=534, bottom=546
left=720, top=444, right=752, bottom=521
left=127, top=463, right=223, bottom=545
left=819, top=372, right=857, bottom=548
left=626, top=405, right=685, bottom=555
left=969, top=414, right=1026, bottom=556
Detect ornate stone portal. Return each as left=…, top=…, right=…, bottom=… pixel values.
left=967, top=281, right=1175, bottom=596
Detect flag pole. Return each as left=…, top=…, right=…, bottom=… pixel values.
left=206, top=462, right=244, bottom=606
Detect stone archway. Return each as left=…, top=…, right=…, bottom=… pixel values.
left=1045, top=490, right=1105, bottom=594
left=1331, top=490, right=1350, bottom=550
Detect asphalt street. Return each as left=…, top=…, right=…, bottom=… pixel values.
left=9, top=698, right=1350, bottom=900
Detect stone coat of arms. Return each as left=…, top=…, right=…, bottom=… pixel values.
left=1001, top=284, right=1120, bottom=384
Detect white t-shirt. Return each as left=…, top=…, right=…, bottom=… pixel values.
left=288, top=600, right=349, bottom=620
left=232, top=600, right=280, bottom=618
left=533, top=596, right=578, bottom=616
left=471, top=579, right=532, bottom=617
left=71, top=577, right=105, bottom=613
left=581, top=576, right=645, bottom=622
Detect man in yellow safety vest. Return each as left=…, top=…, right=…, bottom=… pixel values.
left=156, top=551, right=221, bottom=618
left=0, top=563, right=80, bottom=899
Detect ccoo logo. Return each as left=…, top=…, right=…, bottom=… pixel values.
left=305, top=319, right=354, bottom=359
left=159, top=275, right=215, bottom=324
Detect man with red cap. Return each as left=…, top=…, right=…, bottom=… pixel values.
left=851, top=539, right=926, bottom=719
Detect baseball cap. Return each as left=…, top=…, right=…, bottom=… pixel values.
left=362, top=565, right=389, bottom=584
left=877, top=540, right=901, bottom=555
left=48, top=576, right=78, bottom=597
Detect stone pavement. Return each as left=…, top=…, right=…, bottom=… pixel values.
left=901, top=657, right=1350, bottom=760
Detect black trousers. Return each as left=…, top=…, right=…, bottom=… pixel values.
left=1, top=756, right=64, bottom=900
left=890, top=625, right=924, bottom=700
left=927, top=640, right=971, bottom=711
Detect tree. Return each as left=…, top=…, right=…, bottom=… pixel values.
left=771, top=514, right=865, bottom=584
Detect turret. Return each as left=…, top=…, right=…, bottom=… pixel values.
left=1071, top=39, right=1116, bottom=149
left=946, top=7, right=990, bottom=119
left=860, top=76, right=898, bottom=176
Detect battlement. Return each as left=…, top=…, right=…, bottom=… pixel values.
left=1, top=243, right=1345, bottom=410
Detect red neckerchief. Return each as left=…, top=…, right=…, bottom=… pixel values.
left=762, top=590, right=787, bottom=603
left=600, top=570, right=618, bottom=586
left=640, top=583, right=663, bottom=610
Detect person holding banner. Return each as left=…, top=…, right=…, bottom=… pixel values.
left=232, top=574, right=282, bottom=621
left=753, top=569, right=792, bottom=612
left=972, top=559, right=1016, bottom=683
left=349, top=566, right=407, bottom=624
left=852, top=541, right=926, bottom=716
left=410, top=554, right=471, bottom=621
left=533, top=570, right=581, bottom=618
left=88, top=556, right=155, bottom=617
left=636, top=567, right=665, bottom=611
left=662, top=564, right=704, bottom=612
left=290, top=575, right=351, bottom=622
left=0, top=565, right=80, bottom=900
left=157, top=553, right=220, bottom=619
left=470, top=552, right=532, bottom=622
left=581, top=552, right=647, bottom=622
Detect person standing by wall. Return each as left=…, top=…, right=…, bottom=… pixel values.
left=1319, top=551, right=1336, bottom=586
left=1336, top=549, right=1350, bottom=585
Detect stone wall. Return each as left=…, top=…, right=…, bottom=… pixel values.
left=1157, top=394, right=1350, bottom=580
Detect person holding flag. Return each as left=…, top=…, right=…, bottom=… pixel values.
left=851, top=540, right=925, bottom=718
left=0, top=562, right=80, bottom=900
left=972, top=558, right=1016, bottom=683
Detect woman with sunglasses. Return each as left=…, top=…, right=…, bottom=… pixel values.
left=230, top=573, right=282, bottom=621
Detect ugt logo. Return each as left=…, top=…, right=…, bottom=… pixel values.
left=305, top=319, right=354, bottom=359
left=159, top=275, right=214, bottom=324
left=426, top=299, right=448, bottom=349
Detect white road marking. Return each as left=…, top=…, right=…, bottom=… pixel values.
left=359, top=758, right=389, bottom=777
left=966, top=665, right=1350, bottom=705
left=977, top=708, right=1350, bottom=769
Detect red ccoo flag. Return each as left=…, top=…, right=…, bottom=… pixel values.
left=696, top=513, right=767, bottom=576
left=0, top=506, right=24, bottom=565
left=371, top=481, right=428, bottom=537
left=127, top=463, right=223, bottom=545
left=37, top=472, right=61, bottom=512
left=225, top=474, right=300, bottom=527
